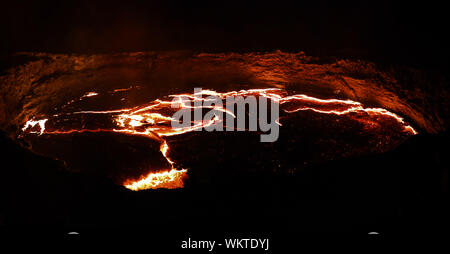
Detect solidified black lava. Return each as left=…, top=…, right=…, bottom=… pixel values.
left=0, top=52, right=448, bottom=238
left=25, top=132, right=169, bottom=184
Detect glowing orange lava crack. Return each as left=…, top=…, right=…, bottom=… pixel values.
left=21, top=88, right=418, bottom=191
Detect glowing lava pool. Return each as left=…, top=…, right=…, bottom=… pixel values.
left=0, top=52, right=427, bottom=191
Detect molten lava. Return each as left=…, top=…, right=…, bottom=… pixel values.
left=124, top=169, right=188, bottom=191
left=21, top=88, right=417, bottom=191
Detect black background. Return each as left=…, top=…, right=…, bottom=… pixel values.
left=1, top=0, right=449, bottom=72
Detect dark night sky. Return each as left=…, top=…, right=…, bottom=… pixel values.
left=1, top=0, right=449, bottom=71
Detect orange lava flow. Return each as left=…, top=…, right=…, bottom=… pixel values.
left=122, top=141, right=188, bottom=191
left=21, top=88, right=418, bottom=191
left=124, top=169, right=188, bottom=191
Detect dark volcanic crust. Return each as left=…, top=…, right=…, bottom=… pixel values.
left=0, top=51, right=447, bottom=136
